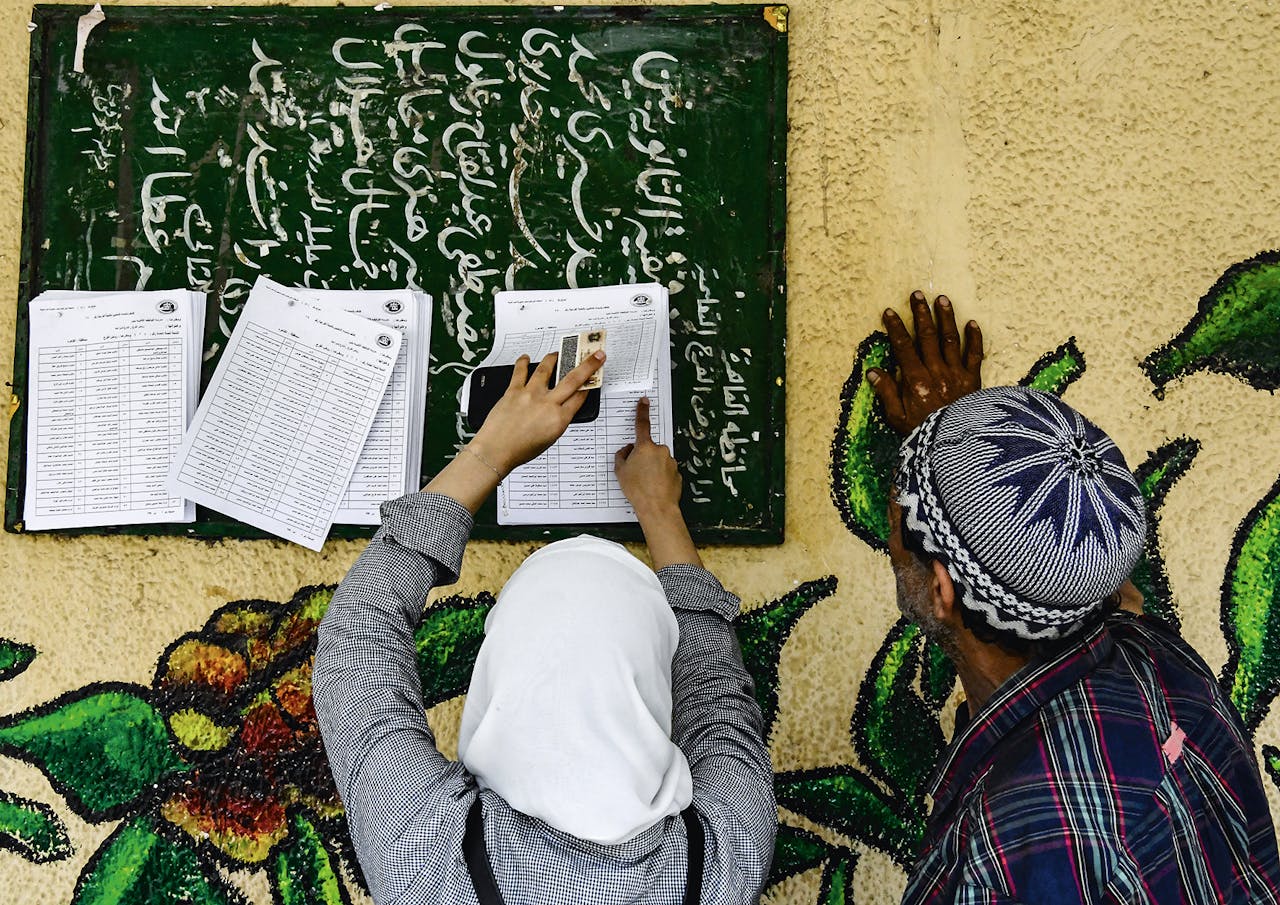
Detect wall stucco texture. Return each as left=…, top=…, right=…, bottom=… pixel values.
left=2, top=1, right=1279, bottom=904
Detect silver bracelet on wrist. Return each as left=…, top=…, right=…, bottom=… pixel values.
left=463, top=444, right=503, bottom=478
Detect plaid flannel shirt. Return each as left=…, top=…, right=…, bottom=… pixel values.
left=312, top=492, right=776, bottom=905
left=903, top=612, right=1280, bottom=905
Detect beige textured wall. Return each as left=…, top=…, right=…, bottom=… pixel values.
left=2, top=1, right=1279, bottom=903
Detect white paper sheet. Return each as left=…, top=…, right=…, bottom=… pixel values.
left=261, top=279, right=433, bottom=524
left=169, top=278, right=401, bottom=550
left=23, top=290, right=203, bottom=530
left=464, top=283, right=672, bottom=525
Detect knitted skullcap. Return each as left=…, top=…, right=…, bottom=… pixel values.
left=894, top=387, right=1146, bottom=641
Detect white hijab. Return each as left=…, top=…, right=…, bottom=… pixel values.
left=457, top=535, right=693, bottom=844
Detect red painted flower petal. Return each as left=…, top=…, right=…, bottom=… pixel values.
left=240, top=698, right=299, bottom=757
left=161, top=775, right=287, bottom=863
left=272, top=663, right=316, bottom=726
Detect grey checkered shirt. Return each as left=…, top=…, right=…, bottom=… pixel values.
left=313, top=492, right=777, bottom=905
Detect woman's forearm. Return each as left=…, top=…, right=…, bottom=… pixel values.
left=636, top=502, right=703, bottom=571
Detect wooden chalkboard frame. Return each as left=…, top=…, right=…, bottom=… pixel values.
left=6, top=4, right=788, bottom=546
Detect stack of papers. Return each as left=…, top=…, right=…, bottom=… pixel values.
left=463, top=282, right=673, bottom=525
left=168, top=277, right=420, bottom=550
left=23, top=278, right=671, bottom=544
left=23, top=289, right=206, bottom=530
left=271, top=280, right=433, bottom=524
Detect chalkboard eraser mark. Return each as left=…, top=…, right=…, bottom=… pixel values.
left=764, top=6, right=789, bottom=33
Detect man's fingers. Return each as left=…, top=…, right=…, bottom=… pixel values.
left=882, top=308, right=927, bottom=380
left=963, top=320, right=984, bottom=381
left=910, top=290, right=942, bottom=370
left=634, top=396, right=654, bottom=444
left=548, top=350, right=605, bottom=403
left=506, top=355, right=531, bottom=392
left=935, top=296, right=962, bottom=367
left=529, top=352, right=558, bottom=390
left=614, top=443, right=635, bottom=472
left=867, top=369, right=908, bottom=432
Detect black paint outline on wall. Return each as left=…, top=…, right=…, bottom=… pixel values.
left=1219, top=472, right=1280, bottom=735
left=1143, top=249, right=1280, bottom=395
left=816, top=847, right=859, bottom=904
left=0, top=788, right=73, bottom=863
left=1017, top=337, right=1086, bottom=396
left=71, top=811, right=249, bottom=905
left=849, top=619, right=948, bottom=809
left=1130, top=437, right=1202, bottom=630
left=829, top=331, right=895, bottom=554
left=773, top=764, right=923, bottom=869
left=0, top=637, right=36, bottom=683
left=0, top=680, right=181, bottom=824
left=738, top=575, right=839, bottom=742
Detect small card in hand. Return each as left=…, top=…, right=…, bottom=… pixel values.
left=557, top=329, right=606, bottom=389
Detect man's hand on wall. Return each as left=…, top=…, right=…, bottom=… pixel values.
left=867, top=290, right=984, bottom=435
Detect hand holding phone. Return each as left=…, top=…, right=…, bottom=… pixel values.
left=468, top=358, right=601, bottom=432
left=425, top=351, right=604, bottom=511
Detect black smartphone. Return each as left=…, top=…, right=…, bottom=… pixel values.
left=466, top=364, right=601, bottom=432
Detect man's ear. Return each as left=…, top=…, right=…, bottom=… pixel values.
left=930, top=560, right=957, bottom=623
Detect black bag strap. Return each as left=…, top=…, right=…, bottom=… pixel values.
left=464, top=796, right=507, bottom=905
left=462, top=797, right=705, bottom=905
left=680, top=805, right=705, bottom=905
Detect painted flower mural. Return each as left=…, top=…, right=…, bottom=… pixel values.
left=0, top=576, right=837, bottom=902
left=0, top=252, right=1278, bottom=903
left=0, top=588, right=494, bottom=903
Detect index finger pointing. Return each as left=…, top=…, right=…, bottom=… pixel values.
left=634, top=396, right=654, bottom=444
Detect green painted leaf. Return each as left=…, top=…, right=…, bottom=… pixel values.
left=1223, top=475, right=1280, bottom=731
left=830, top=333, right=896, bottom=551
left=921, top=638, right=957, bottom=711
left=767, top=824, right=834, bottom=887
left=73, top=816, right=240, bottom=905
left=1131, top=438, right=1201, bottom=628
left=737, top=577, right=838, bottom=734
left=1020, top=338, right=1085, bottom=396
left=775, top=767, right=923, bottom=867
left=415, top=594, right=495, bottom=709
left=818, top=851, right=858, bottom=905
left=926, top=637, right=957, bottom=716
left=0, top=638, right=36, bottom=682
left=275, top=812, right=346, bottom=905
left=0, top=684, right=188, bottom=819
left=0, top=790, right=72, bottom=863
left=1144, top=251, right=1280, bottom=393
left=852, top=620, right=945, bottom=804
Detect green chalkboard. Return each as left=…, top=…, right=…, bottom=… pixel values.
left=7, top=4, right=788, bottom=544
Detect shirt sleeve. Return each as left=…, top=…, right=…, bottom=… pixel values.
left=658, top=563, right=777, bottom=902
left=312, top=492, right=478, bottom=905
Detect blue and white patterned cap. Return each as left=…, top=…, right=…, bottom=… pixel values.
left=894, top=387, right=1147, bottom=641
